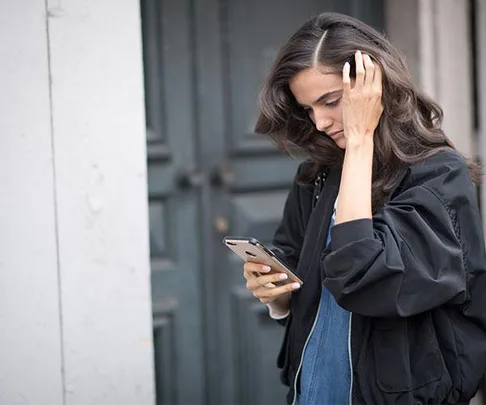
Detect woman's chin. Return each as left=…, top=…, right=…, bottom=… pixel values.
left=334, top=136, right=346, bottom=149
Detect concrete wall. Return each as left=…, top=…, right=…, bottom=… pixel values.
left=0, top=1, right=155, bottom=404
left=386, top=0, right=474, bottom=158
left=0, top=2, right=64, bottom=404
left=478, top=0, right=486, bottom=235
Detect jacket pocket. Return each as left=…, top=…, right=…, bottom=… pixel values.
left=372, top=313, right=445, bottom=393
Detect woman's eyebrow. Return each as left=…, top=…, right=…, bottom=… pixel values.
left=297, top=89, right=342, bottom=108
left=313, top=89, right=342, bottom=104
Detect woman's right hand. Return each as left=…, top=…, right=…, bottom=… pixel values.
left=243, top=262, right=301, bottom=314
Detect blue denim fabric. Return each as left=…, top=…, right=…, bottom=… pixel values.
left=297, top=216, right=351, bottom=405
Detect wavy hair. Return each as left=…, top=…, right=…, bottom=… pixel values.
left=255, top=12, right=480, bottom=209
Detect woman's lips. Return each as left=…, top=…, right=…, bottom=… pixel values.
left=329, top=130, right=343, bottom=139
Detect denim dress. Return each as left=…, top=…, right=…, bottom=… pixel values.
left=297, top=206, right=352, bottom=405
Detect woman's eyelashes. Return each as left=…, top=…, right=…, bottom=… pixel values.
left=302, top=98, right=341, bottom=115
left=325, top=98, right=341, bottom=108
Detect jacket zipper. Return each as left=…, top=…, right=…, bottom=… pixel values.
left=291, top=307, right=353, bottom=405
left=290, top=299, right=322, bottom=405
left=291, top=171, right=325, bottom=405
left=348, top=313, right=353, bottom=405
left=291, top=171, right=341, bottom=405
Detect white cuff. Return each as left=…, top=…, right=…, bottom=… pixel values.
left=266, top=304, right=290, bottom=320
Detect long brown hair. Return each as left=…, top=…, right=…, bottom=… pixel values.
left=255, top=12, right=480, bottom=209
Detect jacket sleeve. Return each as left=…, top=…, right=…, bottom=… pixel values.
left=322, top=161, right=470, bottom=318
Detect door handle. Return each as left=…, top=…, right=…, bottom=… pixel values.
left=176, top=169, right=205, bottom=189
left=211, top=164, right=235, bottom=187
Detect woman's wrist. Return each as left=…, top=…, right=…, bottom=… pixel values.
left=335, top=133, right=374, bottom=224
left=344, top=133, right=374, bottom=151
left=267, top=293, right=291, bottom=315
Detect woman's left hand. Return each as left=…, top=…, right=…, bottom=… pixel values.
left=342, top=51, right=383, bottom=147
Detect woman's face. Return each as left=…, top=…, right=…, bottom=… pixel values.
left=289, top=66, right=346, bottom=149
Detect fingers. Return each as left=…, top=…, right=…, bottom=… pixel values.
left=243, top=261, right=271, bottom=278
left=342, top=62, right=351, bottom=93
left=354, top=51, right=365, bottom=87
left=363, top=54, right=375, bottom=87
left=372, top=61, right=383, bottom=94
left=246, top=272, right=289, bottom=290
left=253, top=282, right=301, bottom=304
left=242, top=261, right=301, bottom=304
left=353, top=51, right=379, bottom=90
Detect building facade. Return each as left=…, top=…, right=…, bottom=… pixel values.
left=1, top=0, right=484, bottom=404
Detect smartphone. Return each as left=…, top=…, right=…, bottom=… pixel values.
left=223, top=236, right=303, bottom=286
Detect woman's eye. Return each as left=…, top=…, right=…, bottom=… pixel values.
left=325, top=98, right=340, bottom=108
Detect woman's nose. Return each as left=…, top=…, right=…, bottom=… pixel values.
left=315, top=115, right=332, bottom=132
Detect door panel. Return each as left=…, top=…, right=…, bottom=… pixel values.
left=141, top=0, right=205, bottom=404
left=223, top=0, right=352, bottom=156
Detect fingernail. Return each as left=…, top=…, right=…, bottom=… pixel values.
left=344, top=62, right=349, bottom=69
left=261, top=265, right=271, bottom=272
left=279, top=274, right=288, bottom=280
left=292, top=283, right=301, bottom=290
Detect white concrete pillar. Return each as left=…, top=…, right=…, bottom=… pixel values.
left=386, top=0, right=474, bottom=157
left=46, top=0, right=155, bottom=404
left=477, top=0, right=486, bottom=235
left=0, top=1, right=64, bottom=404
left=0, top=0, right=155, bottom=404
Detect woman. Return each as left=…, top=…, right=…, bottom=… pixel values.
left=243, top=12, right=486, bottom=405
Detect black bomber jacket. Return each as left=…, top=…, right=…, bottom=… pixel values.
left=272, top=149, right=486, bottom=404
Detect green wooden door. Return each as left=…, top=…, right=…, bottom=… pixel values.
left=141, top=0, right=206, bottom=403
left=141, top=0, right=384, bottom=404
